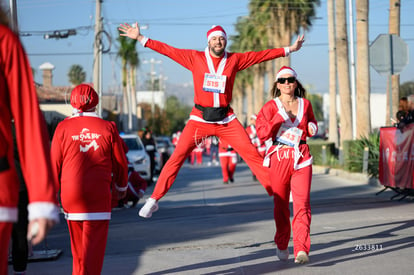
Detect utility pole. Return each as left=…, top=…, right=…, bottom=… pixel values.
left=143, top=58, right=162, bottom=115
left=9, top=0, right=18, bottom=32
left=93, top=0, right=103, bottom=117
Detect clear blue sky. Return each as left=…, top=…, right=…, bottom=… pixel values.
left=12, top=0, right=414, bottom=95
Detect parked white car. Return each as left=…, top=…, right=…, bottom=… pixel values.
left=121, top=134, right=151, bottom=182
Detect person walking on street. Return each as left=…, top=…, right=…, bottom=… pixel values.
left=141, top=128, right=157, bottom=183
left=0, top=7, right=59, bottom=275
left=218, top=138, right=238, bottom=184
left=208, top=136, right=219, bottom=166
left=256, top=66, right=318, bottom=264
left=118, top=21, right=305, bottom=218
left=245, top=114, right=266, bottom=181
left=51, top=84, right=128, bottom=275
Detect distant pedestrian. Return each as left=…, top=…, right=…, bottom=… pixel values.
left=245, top=114, right=266, bottom=181
left=119, top=21, right=304, bottom=218
left=256, top=66, right=318, bottom=264
left=208, top=136, right=219, bottom=166
left=218, top=138, right=238, bottom=184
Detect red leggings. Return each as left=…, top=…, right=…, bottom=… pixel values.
left=219, top=155, right=237, bottom=182
left=269, top=148, right=312, bottom=257
left=151, top=119, right=272, bottom=199
left=67, top=220, right=109, bottom=275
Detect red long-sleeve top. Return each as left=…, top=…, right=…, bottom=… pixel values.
left=0, top=25, right=59, bottom=222
left=142, top=38, right=288, bottom=122
left=51, top=113, right=128, bottom=220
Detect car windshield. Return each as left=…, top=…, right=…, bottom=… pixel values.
left=123, top=137, right=144, bottom=151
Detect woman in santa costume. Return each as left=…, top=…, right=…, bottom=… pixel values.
left=256, top=66, right=318, bottom=264
left=218, top=138, right=238, bottom=184
left=118, top=22, right=305, bottom=218
left=51, top=84, right=128, bottom=275
left=0, top=8, right=59, bottom=274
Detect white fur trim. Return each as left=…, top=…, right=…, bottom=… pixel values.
left=276, top=68, right=297, bottom=81
left=208, top=31, right=227, bottom=42
left=308, top=122, right=318, bottom=137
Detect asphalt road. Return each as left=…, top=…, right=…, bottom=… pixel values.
left=9, top=161, right=414, bottom=275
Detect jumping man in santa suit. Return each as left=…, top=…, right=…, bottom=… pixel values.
left=118, top=22, right=305, bottom=218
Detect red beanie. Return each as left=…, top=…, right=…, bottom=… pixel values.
left=275, top=66, right=297, bottom=81
left=207, top=25, right=227, bottom=42
left=70, top=84, right=99, bottom=111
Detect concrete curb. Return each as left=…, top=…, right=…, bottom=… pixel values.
left=313, top=165, right=381, bottom=186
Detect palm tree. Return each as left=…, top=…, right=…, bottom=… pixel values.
left=335, top=0, right=353, bottom=145
left=355, top=0, right=371, bottom=138
left=68, top=64, right=86, bottom=86
left=327, top=0, right=339, bottom=147
left=117, top=30, right=139, bottom=131
left=230, top=16, right=258, bottom=117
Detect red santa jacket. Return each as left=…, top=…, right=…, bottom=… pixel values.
left=256, top=97, right=318, bottom=170
left=142, top=38, right=288, bottom=123
left=0, top=25, right=58, bottom=222
left=51, top=113, right=128, bottom=220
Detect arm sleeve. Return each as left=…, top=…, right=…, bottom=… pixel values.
left=305, top=100, right=318, bottom=137
left=145, top=39, right=197, bottom=71
left=256, top=101, right=287, bottom=143
left=236, top=48, right=287, bottom=71
left=4, top=28, right=59, bottom=220
left=111, top=124, right=128, bottom=191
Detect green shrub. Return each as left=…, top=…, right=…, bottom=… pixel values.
left=308, top=139, right=336, bottom=166
left=343, top=131, right=380, bottom=178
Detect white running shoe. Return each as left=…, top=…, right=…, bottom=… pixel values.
left=139, top=198, right=159, bottom=218
left=276, top=247, right=289, bottom=261
left=294, top=251, right=309, bottom=264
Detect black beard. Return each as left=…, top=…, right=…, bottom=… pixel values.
left=210, top=46, right=225, bottom=57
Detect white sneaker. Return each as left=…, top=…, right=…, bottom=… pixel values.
left=139, top=198, right=159, bottom=218
left=276, top=247, right=289, bottom=261
left=294, top=251, right=309, bottom=264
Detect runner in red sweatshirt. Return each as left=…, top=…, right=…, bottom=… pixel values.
left=118, top=22, right=305, bottom=218
left=51, top=84, right=128, bottom=275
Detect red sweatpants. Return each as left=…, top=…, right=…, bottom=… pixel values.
left=269, top=147, right=312, bottom=257
left=67, top=220, right=109, bottom=275
left=190, top=150, right=203, bottom=165
left=151, top=119, right=272, bottom=199
left=0, top=222, right=13, bottom=275
left=219, top=155, right=237, bottom=182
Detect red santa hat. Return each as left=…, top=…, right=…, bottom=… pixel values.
left=275, top=66, right=297, bottom=81
left=207, top=25, right=227, bottom=42
left=70, top=84, right=99, bottom=112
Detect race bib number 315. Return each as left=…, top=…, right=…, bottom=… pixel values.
left=203, top=73, right=226, bottom=93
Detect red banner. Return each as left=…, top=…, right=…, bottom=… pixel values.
left=379, top=124, right=414, bottom=189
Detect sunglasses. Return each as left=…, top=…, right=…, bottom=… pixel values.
left=277, top=77, right=296, bottom=84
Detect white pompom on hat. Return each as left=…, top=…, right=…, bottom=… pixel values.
left=207, top=25, right=227, bottom=42
left=275, top=66, right=297, bottom=81
left=250, top=114, right=257, bottom=120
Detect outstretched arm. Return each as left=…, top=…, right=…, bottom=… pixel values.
left=118, top=22, right=144, bottom=42
left=289, top=34, right=305, bottom=53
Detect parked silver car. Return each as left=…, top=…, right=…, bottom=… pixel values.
left=121, top=134, right=151, bottom=182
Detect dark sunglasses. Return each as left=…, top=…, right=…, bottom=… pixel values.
left=277, top=77, right=296, bottom=84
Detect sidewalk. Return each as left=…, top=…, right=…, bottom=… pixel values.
left=10, top=163, right=414, bottom=275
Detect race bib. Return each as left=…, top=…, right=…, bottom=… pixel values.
left=276, top=125, right=303, bottom=147
left=203, top=73, right=226, bottom=93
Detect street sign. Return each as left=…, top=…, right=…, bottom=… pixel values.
left=369, top=34, right=409, bottom=76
